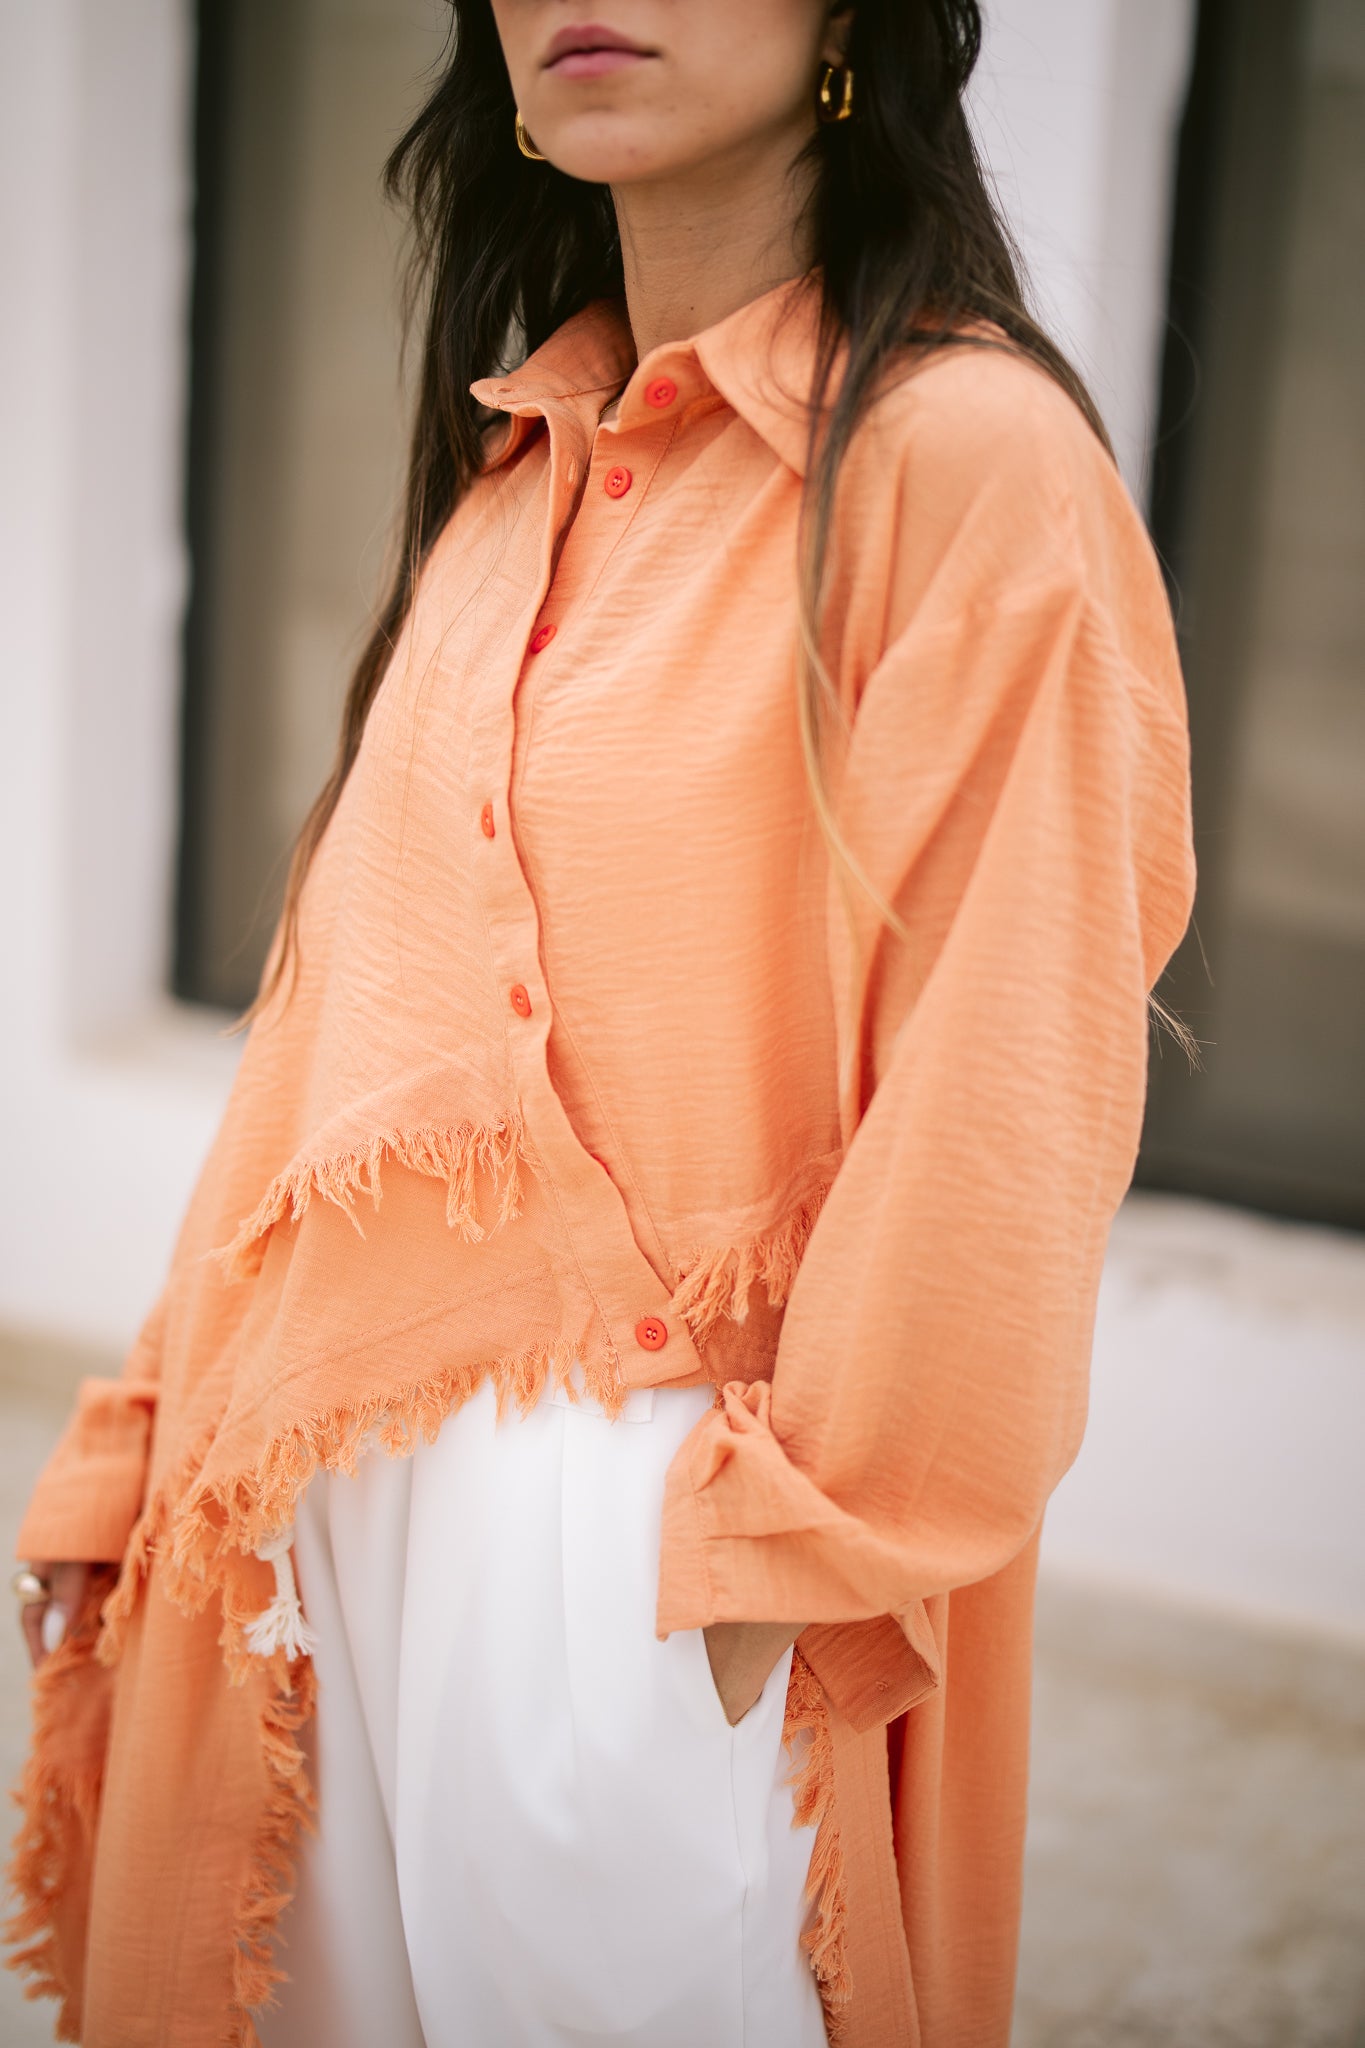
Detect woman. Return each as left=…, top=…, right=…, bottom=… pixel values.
left=8, top=2, right=1196, bottom=2044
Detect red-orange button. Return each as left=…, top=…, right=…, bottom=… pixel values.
left=479, top=801, right=496, bottom=838
left=635, top=1316, right=668, bottom=1351
left=645, top=376, right=677, bottom=410
left=529, top=623, right=557, bottom=654
left=509, top=984, right=532, bottom=1017
left=604, top=465, right=632, bottom=498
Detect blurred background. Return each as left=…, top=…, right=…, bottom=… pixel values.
left=0, top=1, right=1362, bottom=2043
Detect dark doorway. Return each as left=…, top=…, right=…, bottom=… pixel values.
left=1140, top=0, right=1365, bottom=1229
left=174, top=0, right=445, bottom=1011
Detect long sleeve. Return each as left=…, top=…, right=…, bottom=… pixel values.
left=656, top=372, right=1196, bottom=1640
left=15, top=1295, right=164, bottom=1563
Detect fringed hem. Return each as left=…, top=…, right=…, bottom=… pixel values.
left=3, top=1761, right=95, bottom=2042
left=213, top=1109, right=529, bottom=1281
left=172, top=1336, right=601, bottom=1612
left=10, top=1362, right=841, bottom=2044
left=784, top=1647, right=852, bottom=2030
left=667, top=1153, right=841, bottom=1343
left=98, top=1333, right=604, bottom=1674
left=3, top=1598, right=112, bottom=2041
left=90, top=1331, right=612, bottom=2041
left=228, top=1660, right=317, bottom=2045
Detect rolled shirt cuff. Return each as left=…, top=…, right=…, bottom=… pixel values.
left=15, top=1377, right=158, bottom=1563
left=656, top=1380, right=941, bottom=1728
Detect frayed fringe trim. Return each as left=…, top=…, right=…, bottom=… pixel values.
left=228, top=1660, right=317, bottom=2044
left=213, top=1109, right=529, bottom=1282
left=3, top=1762, right=98, bottom=2042
left=4, top=1624, right=108, bottom=2041
left=96, top=1336, right=611, bottom=1687
left=96, top=1336, right=606, bottom=1687
left=168, top=1338, right=598, bottom=1619
left=668, top=1154, right=840, bottom=1344
left=87, top=1335, right=612, bottom=2042
left=784, top=1647, right=851, bottom=2027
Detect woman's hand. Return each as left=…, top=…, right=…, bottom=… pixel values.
left=702, top=1619, right=805, bottom=1725
left=17, top=1560, right=92, bottom=1669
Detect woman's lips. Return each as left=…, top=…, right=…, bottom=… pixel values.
left=543, top=23, right=655, bottom=80
left=547, top=46, right=651, bottom=78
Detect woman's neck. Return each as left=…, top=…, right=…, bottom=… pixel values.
left=611, top=125, right=816, bottom=361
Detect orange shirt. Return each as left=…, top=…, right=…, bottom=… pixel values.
left=11, top=275, right=1195, bottom=2047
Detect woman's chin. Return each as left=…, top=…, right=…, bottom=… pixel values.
left=528, top=122, right=688, bottom=189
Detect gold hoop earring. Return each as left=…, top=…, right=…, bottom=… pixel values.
left=817, top=63, right=854, bottom=123
left=515, top=111, right=547, bottom=161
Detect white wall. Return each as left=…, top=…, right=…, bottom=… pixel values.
left=0, top=0, right=238, bottom=1349
left=969, top=0, right=1195, bottom=501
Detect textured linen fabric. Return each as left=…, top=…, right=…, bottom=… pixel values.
left=9, top=273, right=1195, bottom=2048
left=256, top=1377, right=826, bottom=2048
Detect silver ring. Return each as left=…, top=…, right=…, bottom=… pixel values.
left=11, top=1568, right=52, bottom=1608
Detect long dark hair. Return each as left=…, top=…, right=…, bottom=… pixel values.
left=251, top=0, right=1175, bottom=1041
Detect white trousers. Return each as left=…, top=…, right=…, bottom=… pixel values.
left=256, top=1375, right=828, bottom=2048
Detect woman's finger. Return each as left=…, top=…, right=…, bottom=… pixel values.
left=20, top=1596, right=50, bottom=1670
left=17, top=1560, right=92, bottom=1669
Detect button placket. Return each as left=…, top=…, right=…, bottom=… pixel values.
left=469, top=426, right=575, bottom=1090
left=573, top=418, right=673, bottom=593
left=464, top=399, right=705, bottom=1390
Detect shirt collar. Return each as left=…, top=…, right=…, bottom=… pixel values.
left=471, top=271, right=828, bottom=478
